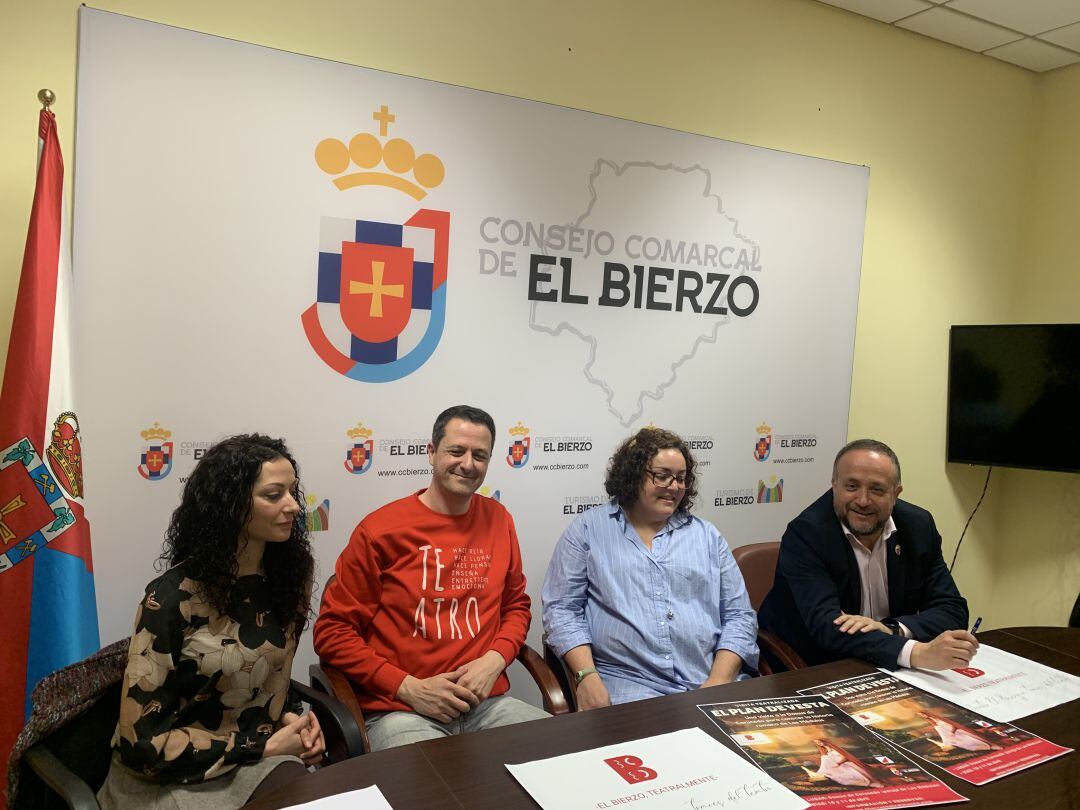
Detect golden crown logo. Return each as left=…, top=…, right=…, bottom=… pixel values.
left=756, top=423, right=772, bottom=435
left=140, top=422, right=172, bottom=442
left=347, top=422, right=374, bottom=439
left=314, top=105, right=445, bottom=201
left=509, top=421, right=530, bottom=437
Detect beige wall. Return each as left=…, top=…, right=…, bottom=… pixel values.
left=991, top=64, right=1080, bottom=627
left=0, top=0, right=1074, bottom=626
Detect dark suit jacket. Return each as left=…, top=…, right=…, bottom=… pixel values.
left=759, top=490, right=968, bottom=669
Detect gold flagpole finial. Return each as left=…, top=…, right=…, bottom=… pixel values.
left=38, top=89, right=55, bottom=110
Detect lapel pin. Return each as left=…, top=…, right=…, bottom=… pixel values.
left=894, top=544, right=901, bottom=556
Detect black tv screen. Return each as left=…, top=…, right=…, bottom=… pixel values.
left=947, top=324, right=1080, bottom=473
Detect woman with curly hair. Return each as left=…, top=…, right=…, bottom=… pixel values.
left=97, top=434, right=322, bottom=809
left=542, top=427, right=758, bottom=710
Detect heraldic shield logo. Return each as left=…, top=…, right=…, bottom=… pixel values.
left=506, top=421, right=530, bottom=469
left=344, top=422, right=374, bottom=474
left=303, top=106, right=449, bottom=383
left=138, top=422, right=173, bottom=481
left=0, top=438, right=76, bottom=573
left=753, top=422, right=772, bottom=462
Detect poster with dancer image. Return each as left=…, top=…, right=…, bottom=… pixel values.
left=699, top=696, right=967, bottom=808
left=799, top=673, right=1072, bottom=786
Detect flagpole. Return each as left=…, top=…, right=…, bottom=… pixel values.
left=0, top=96, right=99, bottom=809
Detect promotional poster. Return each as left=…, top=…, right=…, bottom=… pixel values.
left=800, top=673, right=1073, bottom=786
left=700, top=696, right=966, bottom=808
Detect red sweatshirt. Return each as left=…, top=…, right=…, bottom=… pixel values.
left=313, top=491, right=531, bottom=713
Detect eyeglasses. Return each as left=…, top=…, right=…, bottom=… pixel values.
left=645, top=468, right=688, bottom=487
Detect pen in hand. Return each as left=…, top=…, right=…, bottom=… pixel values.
left=970, top=616, right=982, bottom=634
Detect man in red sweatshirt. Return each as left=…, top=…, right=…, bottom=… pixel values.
left=313, top=405, right=549, bottom=750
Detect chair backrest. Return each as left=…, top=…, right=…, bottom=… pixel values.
left=732, top=541, right=780, bottom=611
left=542, top=642, right=577, bottom=712
left=320, top=573, right=337, bottom=611
left=9, top=638, right=129, bottom=809
left=38, top=680, right=123, bottom=790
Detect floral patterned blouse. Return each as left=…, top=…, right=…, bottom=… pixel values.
left=112, top=563, right=301, bottom=783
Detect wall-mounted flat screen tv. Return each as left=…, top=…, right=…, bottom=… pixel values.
left=947, top=324, right=1079, bottom=473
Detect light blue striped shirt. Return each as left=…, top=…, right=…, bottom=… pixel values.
left=542, top=501, right=759, bottom=704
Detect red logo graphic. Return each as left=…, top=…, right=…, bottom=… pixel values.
left=340, top=243, right=413, bottom=344
left=603, top=755, right=658, bottom=784
left=952, top=667, right=985, bottom=678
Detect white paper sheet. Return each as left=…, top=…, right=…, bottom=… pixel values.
left=506, top=727, right=808, bottom=810
left=279, top=784, right=394, bottom=810
left=885, top=643, right=1080, bottom=722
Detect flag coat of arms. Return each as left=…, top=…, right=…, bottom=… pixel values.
left=302, top=208, right=449, bottom=383
left=0, top=108, right=99, bottom=777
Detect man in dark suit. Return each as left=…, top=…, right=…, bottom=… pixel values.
left=759, top=439, right=975, bottom=670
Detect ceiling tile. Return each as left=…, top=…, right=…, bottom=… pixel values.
left=896, top=7, right=1022, bottom=51
left=815, top=0, right=933, bottom=24
left=1039, top=21, right=1080, bottom=51
left=948, top=0, right=1080, bottom=37
left=985, top=37, right=1080, bottom=71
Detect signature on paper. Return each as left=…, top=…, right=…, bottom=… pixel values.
left=684, top=780, right=772, bottom=808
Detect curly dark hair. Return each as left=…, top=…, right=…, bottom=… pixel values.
left=158, top=434, right=314, bottom=637
left=604, top=427, right=698, bottom=514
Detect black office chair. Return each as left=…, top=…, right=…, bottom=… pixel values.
left=7, top=638, right=364, bottom=810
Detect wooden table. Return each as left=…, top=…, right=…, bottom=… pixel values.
left=246, top=627, right=1079, bottom=809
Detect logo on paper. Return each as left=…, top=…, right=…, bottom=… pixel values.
left=344, top=422, right=375, bottom=475
left=138, top=422, right=173, bottom=481
left=753, top=422, right=772, bottom=462
left=603, top=755, right=658, bottom=785
left=303, top=106, right=450, bottom=383
left=506, top=422, right=531, bottom=469
left=733, top=731, right=772, bottom=746
left=952, top=667, right=985, bottom=678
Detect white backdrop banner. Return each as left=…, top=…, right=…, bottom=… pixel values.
left=73, top=9, right=868, bottom=689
